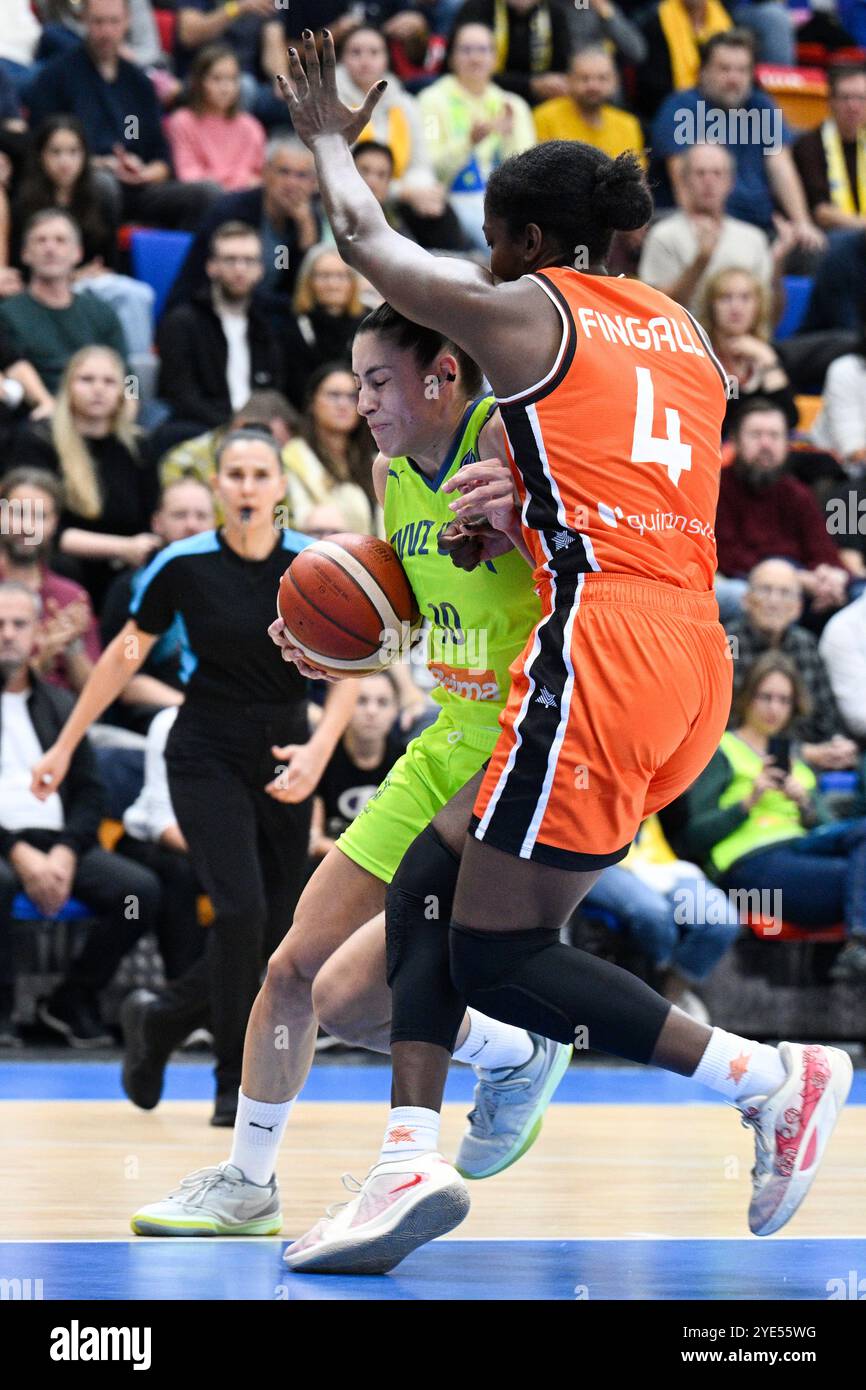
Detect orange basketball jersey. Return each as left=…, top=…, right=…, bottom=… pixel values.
left=498, top=269, right=727, bottom=593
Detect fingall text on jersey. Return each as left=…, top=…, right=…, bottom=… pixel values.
left=575, top=308, right=706, bottom=356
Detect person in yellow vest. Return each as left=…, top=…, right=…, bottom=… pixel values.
left=793, top=65, right=866, bottom=233
left=533, top=47, right=645, bottom=167
left=677, top=651, right=866, bottom=982
left=636, top=0, right=732, bottom=119
left=334, top=25, right=467, bottom=251
left=418, top=21, right=536, bottom=249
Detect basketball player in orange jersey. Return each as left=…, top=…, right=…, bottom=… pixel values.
left=276, top=33, right=853, bottom=1274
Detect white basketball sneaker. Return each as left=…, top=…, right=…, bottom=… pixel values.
left=131, top=1163, right=282, bottom=1236
left=738, top=1042, right=853, bottom=1237
left=284, top=1152, right=470, bottom=1275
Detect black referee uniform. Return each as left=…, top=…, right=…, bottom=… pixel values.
left=129, top=526, right=313, bottom=1099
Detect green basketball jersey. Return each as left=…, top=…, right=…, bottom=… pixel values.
left=384, top=394, right=540, bottom=730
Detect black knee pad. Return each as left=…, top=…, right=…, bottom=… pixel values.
left=449, top=922, right=671, bottom=1059
left=450, top=924, right=560, bottom=996
left=386, top=824, right=465, bottom=1051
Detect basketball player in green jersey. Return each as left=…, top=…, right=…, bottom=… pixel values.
left=130, top=304, right=572, bottom=1237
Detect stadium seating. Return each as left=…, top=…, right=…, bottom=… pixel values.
left=775, top=275, right=815, bottom=340
left=130, top=229, right=194, bottom=322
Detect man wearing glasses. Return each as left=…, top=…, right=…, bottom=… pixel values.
left=156, top=222, right=286, bottom=443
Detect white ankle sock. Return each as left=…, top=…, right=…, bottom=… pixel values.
left=451, top=1009, right=534, bottom=1072
left=229, top=1090, right=294, bottom=1186
left=378, top=1106, right=440, bottom=1163
left=692, top=1028, right=786, bottom=1103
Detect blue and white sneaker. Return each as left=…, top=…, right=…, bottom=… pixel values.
left=455, top=1035, right=573, bottom=1179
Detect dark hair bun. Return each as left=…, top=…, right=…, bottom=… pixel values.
left=592, top=153, right=653, bottom=233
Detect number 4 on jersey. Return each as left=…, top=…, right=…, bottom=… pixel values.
left=630, top=366, right=692, bottom=487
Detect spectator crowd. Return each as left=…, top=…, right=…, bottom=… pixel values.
left=3, top=0, right=866, bottom=1056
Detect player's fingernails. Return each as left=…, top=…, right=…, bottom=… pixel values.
left=302, top=30, right=312, bottom=38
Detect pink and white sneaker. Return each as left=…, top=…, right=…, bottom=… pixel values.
left=738, top=1041, right=853, bottom=1236
left=284, top=1152, right=470, bottom=1275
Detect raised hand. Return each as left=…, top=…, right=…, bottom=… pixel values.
left=276, top=30, right=386, bottom=150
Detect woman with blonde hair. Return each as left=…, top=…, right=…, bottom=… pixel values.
left=14, top=345, right=159, bottom=608
left=700, top=265, right=797, bottom=436
left=283, top=245, right=367, bottom=403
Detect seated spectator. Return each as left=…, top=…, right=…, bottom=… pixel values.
left=12, top=117, right=155, bottom=359
left=377, top=0, right=466, bottom=92
left=166, top=43, right=266, bottom=193
left=100, top=478, right=214, bottom=730
left=819, top=591, right=866, bottom=741
left=284, top=364, right=377, bottom=535
left=714, top=401, right=851, bottom=624
left=700, top=267, right=796, bottom=434
left=418, top=21, right=535, bottom=249
left=451, top=0, right=573, bottom=107
left=812, top=321, right=866, bottom=470
left=582, top=824, right=740, bottom=1022
left=0, top=349, right=54, bottom=429
left=0, top=210, right=128, bottom=396
left=114, top=706, right=207, bottom=982
left=24, top=0, right=216, bottom=231
left=37, top=0, right=163, bottom=72
left=174, top=0, right=286, bottom=128
left=337, top=26, right=469, bottom=251
left=650, top=31, right=823, bottom=247
left=156, top=221, right=284, bottom=439
left=0, top=146, right=14, bottom=293
left=0, top=581, right=161, bottom=1046
left=533, top=46, right=644, bottom=164
left=282, top=245, right=367, bottom=408
left=724, top=0, right=795, bottom=67
left=726, top=559, right=860, bottom=772
left=166, top=136, right=323, bottom=310
left=567, top=0, right=646, bottom=76
left=679, top=651, right=866, bottom=980
left=0, top=61, right=24, bottom=137
left=14, top=345, right=160, bottom=611
left=0, top=467, right=101, bottom=694
left=801, top=227, right=866, bottom=334
left=793, top=64, right=866, bottom=234
left=309, top=670, right=402, bottom=864
left=636, top=0, right=732, bottom=121
left=0, top=1, right=42, bottom=95
left=348, top=139, right=422, bottom=242
left=638, top=144, right=782, bottom=319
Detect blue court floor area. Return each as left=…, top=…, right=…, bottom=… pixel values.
left=4, top=1059, right=866, bottom=1104
left=3, top=1237, right=864, bottom=1301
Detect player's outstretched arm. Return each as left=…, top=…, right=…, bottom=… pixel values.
left=276, top=32, right=514, bottom=367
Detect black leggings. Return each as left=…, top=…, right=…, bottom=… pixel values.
left=161, top=702, right=312, bottom=1092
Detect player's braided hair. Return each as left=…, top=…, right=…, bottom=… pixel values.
left=356, top=302, right=485, bottom=399
left=485, top=141, right=653, bottom=267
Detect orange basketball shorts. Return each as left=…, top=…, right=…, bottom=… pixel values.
left=470, top=572, right=733, bottom=869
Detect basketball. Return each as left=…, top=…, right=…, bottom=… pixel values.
left=277, top=533, right=419, bottom=674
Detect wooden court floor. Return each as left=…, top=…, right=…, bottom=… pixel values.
left=5, top=1097, right=865, bottom=1243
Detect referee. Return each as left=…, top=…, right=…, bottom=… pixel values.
left=31, top=429, right=358, bottom=1124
